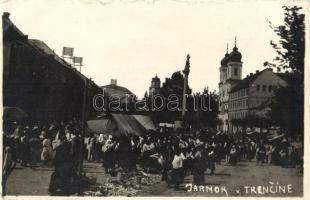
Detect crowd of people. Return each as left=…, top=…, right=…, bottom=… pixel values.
left=2, top=120, right=304, bottom=193
left=87, top=130, right=304, bottom=190
left=3, top=119, right=83, bottom=195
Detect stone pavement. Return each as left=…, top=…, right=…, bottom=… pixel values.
left=140, top=161, right=303, bottom=197
left=5, top=161, right=303, bottom=197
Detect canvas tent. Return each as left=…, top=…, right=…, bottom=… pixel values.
left=87, top=113, right=153, bottom=136
left=132, top=115, right=156, bottom=131
left=87, top=117, right=118, bottom=135
left=111, top=113, right=143, bottom=136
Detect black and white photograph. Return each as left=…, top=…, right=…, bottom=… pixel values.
left=1, top=0, right=308, bottom=198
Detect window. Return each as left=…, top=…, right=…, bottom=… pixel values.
left=268, top=85, right=272, bottom=92
left=257, top=85, right=260, bottom=91
left=262, top=85, right=266, bottom=92
left=234, top=68, right=238, bottom=76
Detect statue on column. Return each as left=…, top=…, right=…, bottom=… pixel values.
left=183, top=54, right=190, bottom=76
left=182, top=54, right=191, bottom=120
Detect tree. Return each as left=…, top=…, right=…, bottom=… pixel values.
left=160, top=71, right=191, bottom=97
left=150, top=71, right=191, bottom=123
left=265, top=6, right=304, bottom=136
left=269, top=82, right=303, bottom=135
left=264, top=6, right=305, bottom=75
left=188, top=88, right=219, bottom=129
left=150, top=71, right=219, bottom=130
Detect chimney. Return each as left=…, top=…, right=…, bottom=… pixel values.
left=256, top=70, right=259, bottom=74
left=111, top=79, right=117, bottom=85
left=250, top=73, right=254, bottom=76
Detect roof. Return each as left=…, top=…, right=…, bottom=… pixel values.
left=2, top=12, right=98, bottom=84
left=101, top=84, right=135, bottom=103
left=229, top=69, right=290, bottom=94
left=229, top=70, right=264, bottom=93
left=28, top=39, right=89, bottom=82
left=228, top=46, right=242, bottom=62
left=87, top=113, right=155, bottom=136
left=221, top=52, right=229, bottom=66
left=87, top=117, right=118, bottom=135
left=275, top=72, right=292, bottom=83
left=102, top=84, right=133, bottom=95
left=2, top=12, right=25, bottom=37
left=28, top=39, right=67, bottom=65
left=152, top=75, right=160, bottom=82
left=111, top=113, right=143, bottom=136
left=132, top=115, right=156, bottom=131
left=3, top=13, right=93, bottom=84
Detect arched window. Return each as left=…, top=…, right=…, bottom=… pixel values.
left=234, top=68, right=238, bottom=76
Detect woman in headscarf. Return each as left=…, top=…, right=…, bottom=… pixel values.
left=229, top=145, right=238, bottom=166
left=193, top=144, right=206, bottom=185
left=48, top=131, right=72, bottom=195
left=41, top=131, right=54, bottom=165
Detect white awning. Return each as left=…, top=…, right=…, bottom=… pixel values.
left=132, top=115, right=156, bottom=131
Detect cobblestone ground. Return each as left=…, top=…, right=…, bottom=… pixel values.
left=5, top=161, right=303, bottom=197
left=140, top=161, right=303, bottom=197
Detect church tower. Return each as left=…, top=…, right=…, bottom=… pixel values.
left=218, top=37, right=243, bottom=132
left=227, top=37, right=242, bottom=81
left=149, top=74, right=161, bottom=96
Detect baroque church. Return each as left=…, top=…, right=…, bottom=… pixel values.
left=218, top=39, right=287, bottom=132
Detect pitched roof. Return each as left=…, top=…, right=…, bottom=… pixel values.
left=3, top=13, right=100, bottom=90
left=28, top=39, right=93, bottom=82
left=229, top=70, right=264, bottom=93
left=275, top=72, right=292, bottom=83
left=101, top=84, right=133, bottom=95
left=28, top=39, right=67, bottom=65
left=3, top=12, right=25, bottom=38
left=101, top=85, right=135, bottom=104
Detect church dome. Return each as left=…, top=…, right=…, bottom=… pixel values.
left=221, top=52, right=229, bottom=66
left=228, top=46, right=242, bottom=62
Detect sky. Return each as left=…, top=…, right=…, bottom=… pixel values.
left=1, top=0, right=304, bottom=98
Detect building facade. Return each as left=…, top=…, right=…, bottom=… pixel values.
left=3, top=12, right=101, bottom=121
left=218, top=42, right=243, bottom=132
left=218, top=41, right=287, bottom=132
left=228, top=69, right=287, bottom=122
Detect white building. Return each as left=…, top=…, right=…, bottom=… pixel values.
left=218, top=41, right=288, bottom=133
